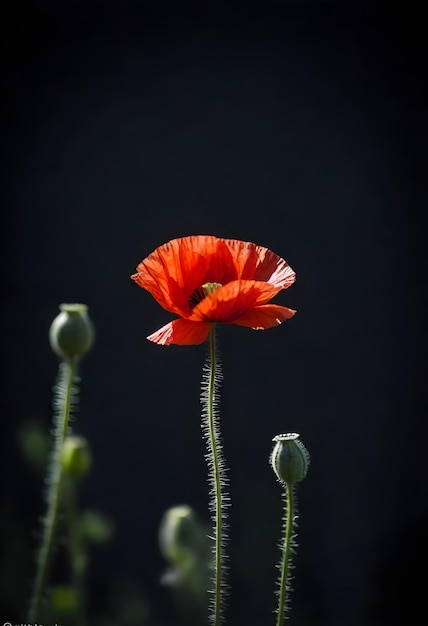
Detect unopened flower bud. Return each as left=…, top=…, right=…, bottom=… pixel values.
left=61, top=435, right=92, bottom=479
left=270, top=433, right=310, bottom=485
left=159, top=505, right=206, bottom=564
left=49, top=303, right=94, bottom=361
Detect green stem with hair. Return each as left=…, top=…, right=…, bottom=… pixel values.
left=28, top=357, right=77, bottom=622
left=63, top=476, right=87, bottom=625
left=202, top=324, right=227, bottom=625
left=276, top=482, right=295, bottom=626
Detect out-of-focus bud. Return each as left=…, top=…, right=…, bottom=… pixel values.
left=80, top=509, right=115, bottom=544
left=158, top=505, right=212, bottom=619
left=61, top=435, right=92, bottom=480
left=270, top=433, right=310, bottom=485
left=49, top=303, right=94, bottom=361
left=159, top=505, right=209, bottom=566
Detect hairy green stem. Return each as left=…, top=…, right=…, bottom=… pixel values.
left=64, top=477, right=87, bottom=625
left=202, top=324, right=226, bottom=625
left=209, top=326, right=222, bottom=626
left=277, top=482, right=294, bottom=626
left=28, top=358, right=77, bottom=621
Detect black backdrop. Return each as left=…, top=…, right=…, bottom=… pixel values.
left=1, top=1, right=427, bottom=625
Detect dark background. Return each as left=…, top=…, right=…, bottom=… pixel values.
left=1, top=1, right=427, bottom=625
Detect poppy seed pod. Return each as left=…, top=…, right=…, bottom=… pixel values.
left=270, top=433, right=310, bottom=485
left=49, top=303, right=94, bottom=361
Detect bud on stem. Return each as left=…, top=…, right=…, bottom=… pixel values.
left=270, top=433, right=310, bottom=626
left=49, top=303, right=94, bottom=361
left=270, top=432, right=310, bottom=485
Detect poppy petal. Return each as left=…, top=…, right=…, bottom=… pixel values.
left=232, top=304, right=296, bottom=330
left=132, top=235, right=236, bottom=316
left=189, top=280, right=283, bottom=323
left=224, top=239, right=295, bottom=288
left=147, top=318, right=211, bottom=345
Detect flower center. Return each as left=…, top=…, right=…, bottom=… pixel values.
left=188, top=282, right=222, bottom=309
left=202, top=282, right=222, bottom=295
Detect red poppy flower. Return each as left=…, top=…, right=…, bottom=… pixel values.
left=131, top=235, right=296, bottom=345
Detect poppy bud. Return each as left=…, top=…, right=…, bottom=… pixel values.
left=61, top=435, right=92, bottom=479
left=159, top=505, right=203, bottom=564
left=49, top=303, right=94, bottom=361
left=270, top=433, right=310, bottom=485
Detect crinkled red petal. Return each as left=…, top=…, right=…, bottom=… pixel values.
left=147, top=318, right=211, bottom=345
left=189, top=280, right=283, bottom=323
left=131, top=235, right=238, bottom=316
left=224, top=239, right=295, bottom=288
left=232, top=304, right=296, bottom=329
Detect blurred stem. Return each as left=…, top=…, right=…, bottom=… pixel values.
left=276, top=482, right=294, bottom=626
left=204, top=324, right=224, bottom=626
left=28, top=357, right=77, bottom=622
left=64, top=477, right=87, bottom=626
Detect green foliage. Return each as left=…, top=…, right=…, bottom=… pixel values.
left=18, top=419, right=51, bottom=472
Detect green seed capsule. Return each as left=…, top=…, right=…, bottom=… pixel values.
left=49, top=303, right=94, bottom=361
left=270, top=433, right=310, bottom=485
